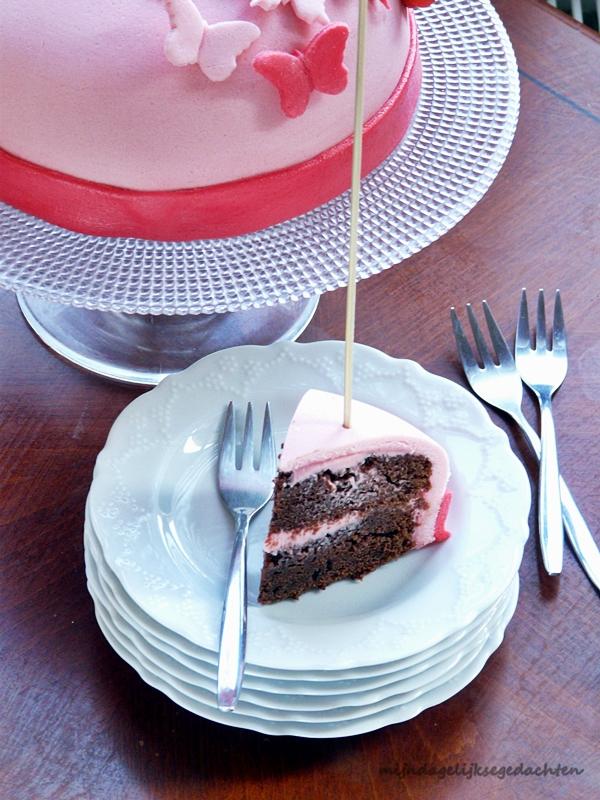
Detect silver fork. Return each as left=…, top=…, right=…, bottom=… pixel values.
left=217, top=401, right=276, bottom=712
left=451, top=303, right=600, bottom=591
left=515, top=289, right=567, bottom=575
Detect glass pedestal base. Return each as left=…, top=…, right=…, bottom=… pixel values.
left=17, top=294, right=319, bottom=385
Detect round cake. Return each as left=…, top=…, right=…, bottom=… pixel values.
left=0, top=0, right=431, bottom=240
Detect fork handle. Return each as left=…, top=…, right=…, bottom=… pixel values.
left=512, top=409, right=600, bottom=592
left=538, top=396, right=564, bottom=575
left=559, top=479, right=600, bottom=593
left=217, top=509, right=249, bottom=712
left=538, top=398, right=564, bottom=575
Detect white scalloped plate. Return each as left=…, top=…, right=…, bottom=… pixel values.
left=86, top=515, right=511, bottom=690
left=85, top=523, right=515, bottom=711
left=87, top=547, right=508, bottom=716
left=88, top=341, right=530, bottom=670
left=90, top=569, right=519, bottom=736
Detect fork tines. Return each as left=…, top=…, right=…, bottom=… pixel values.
left=219, top=401, right=275, bottom=475
left=517, top=289, right=566, bottom=355
left=451, top=302, right=514, bottom=375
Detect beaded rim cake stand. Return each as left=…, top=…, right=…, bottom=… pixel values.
left=0, top=0, right=519, bottom=385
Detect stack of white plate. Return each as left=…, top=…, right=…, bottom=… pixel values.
left=85, top=341, right=530, bottom=738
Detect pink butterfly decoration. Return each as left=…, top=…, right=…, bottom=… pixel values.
left=164, top=0, right=260, bottom=82
left=253, top=23, right=349, bottom=118
left=250, top=0, right=330, bottom=26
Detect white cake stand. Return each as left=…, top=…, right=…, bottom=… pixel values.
left=0, top=0, right=519, bottom=385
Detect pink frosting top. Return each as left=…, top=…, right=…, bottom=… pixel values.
left=271, top=389, right=451, bottom=551
left=0, top=1, right=410, bottom=190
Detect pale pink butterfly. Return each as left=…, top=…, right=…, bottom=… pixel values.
left=249, top=0, right=329, bottom=26
left=164, top=0, right=261, bottom=82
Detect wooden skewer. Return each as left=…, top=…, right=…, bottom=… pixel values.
left=343, top=0, right=369, bottom=429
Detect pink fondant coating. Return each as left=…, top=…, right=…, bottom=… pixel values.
left=0, top=0, right=410, bottom=190
left=277, top=390, right=451, bottom=550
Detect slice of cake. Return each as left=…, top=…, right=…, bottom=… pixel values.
left=258, top=389, right=451, bottom=604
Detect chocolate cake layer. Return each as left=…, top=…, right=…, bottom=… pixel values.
left=270, top=454, right=432, bottom=533
left=258, top=506, right=416, bottom=604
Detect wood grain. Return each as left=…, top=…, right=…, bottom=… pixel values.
left=1, top=1, right=599, bottom=798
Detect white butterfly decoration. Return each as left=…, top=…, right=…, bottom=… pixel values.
left=250, top=0, right=330, bottom=26
left=164, top=0, right=261, bottom=82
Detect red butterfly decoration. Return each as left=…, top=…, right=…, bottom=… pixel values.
left=253, top=24, right=349, bottom=119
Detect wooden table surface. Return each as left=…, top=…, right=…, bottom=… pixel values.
left=1, top=2, right=599, bottom=798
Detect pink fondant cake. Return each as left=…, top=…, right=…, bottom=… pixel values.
left=258, top=389, right=451, bottom=603
left=0, top=0, right=433, bottom=240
